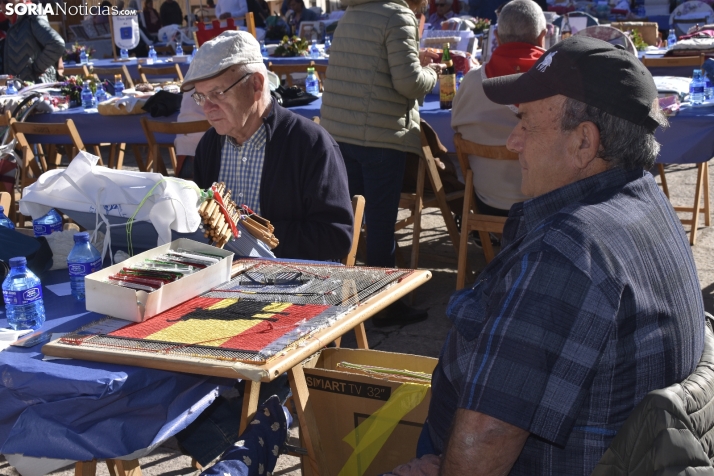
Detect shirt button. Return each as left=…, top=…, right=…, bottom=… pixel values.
left=242, top=157, right=247, bottom=162
left=238, top=192, right=243, bottom=197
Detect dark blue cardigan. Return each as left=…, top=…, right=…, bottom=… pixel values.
left=194, top=102, right=354, bottom=261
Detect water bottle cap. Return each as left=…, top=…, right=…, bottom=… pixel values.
left=73, top=231, right=90, bottom=243
left=9, top=257, right=26, bottom=268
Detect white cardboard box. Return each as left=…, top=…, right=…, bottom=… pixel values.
left=85, top=238, right=234, bottom=322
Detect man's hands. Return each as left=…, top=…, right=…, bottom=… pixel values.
left=219, top=11, right=231, bottom=19
left=419, top=48, right=441, bottom=67
left=439, top=409, right=529, bottom=476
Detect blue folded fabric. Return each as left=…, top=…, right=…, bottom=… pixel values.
left=200, top=395, right=291, bottom=476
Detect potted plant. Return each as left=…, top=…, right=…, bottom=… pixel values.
left=272, top=35, right=309, bottom=57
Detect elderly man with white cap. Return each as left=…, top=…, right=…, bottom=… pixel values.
left=182, top=30, right=353, bottom=262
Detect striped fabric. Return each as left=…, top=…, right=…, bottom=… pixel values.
left=428, top=167, right=705, bottom=475
left=218, top=125, right=267, bottom=216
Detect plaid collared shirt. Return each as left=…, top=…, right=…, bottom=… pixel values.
left=428, top=167, right=705, bottom=475
left=218, top=124, right=268, bottom=215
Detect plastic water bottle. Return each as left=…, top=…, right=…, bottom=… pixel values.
left=324, top=38, right=331, bottom=54
left=188, top=48, right=196, bottom=64
left=114, top=74, right=125, bottom=96
left=175, top=43, right=183, bottom=56
left=32, top=209, right=62, bottom=237
left=690, top=69, right=705, bottom=104
left=456, top=71, right=464, bottom=91
left=668, top=29, right=677, bottom=48
left=305, top=66, right=319, bottom=95
left=95, top=82, right=108, bottom=103
left=2, top=257, right=45, bottom=331
left=0, top=206, right=15, bottom=230
left=260, top=41, right=268, bottom=57
left=310, top=39, right=319, bottom=59
left=67, top=232, right=102, bottom=302
left=120, top=48, right=129, bottom=60
left=5, top=80, right=17, bottom=95
left=79, top=49, right=88, bottom=65
left=147, top=45, right=157, bottom=65
left=81, top=83, right=95, bottom=109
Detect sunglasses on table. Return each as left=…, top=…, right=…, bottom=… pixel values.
left=191, top=72, right=254, bottom=106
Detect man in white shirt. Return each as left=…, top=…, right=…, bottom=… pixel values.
left=451, top=0, right=546, bottom=216
left=215, top=0, right=248, bottom=20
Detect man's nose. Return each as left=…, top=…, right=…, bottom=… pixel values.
left=506, top=129, right=522, bottom=154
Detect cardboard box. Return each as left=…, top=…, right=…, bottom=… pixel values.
left=85, top=238, right=233, bottom=322
left=303, top=348, right=438, bottom=476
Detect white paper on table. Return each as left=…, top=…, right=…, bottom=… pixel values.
left=0, top=328, right=34, bottom=351
left=46, top=282, right=73, bottom=296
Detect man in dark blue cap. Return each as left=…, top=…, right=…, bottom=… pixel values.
left=400, top=36, right=706, bottom=476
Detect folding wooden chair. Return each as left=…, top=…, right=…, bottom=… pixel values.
left=141, top=118, right=211, bottom=175
left=268, top=61, right=322, bottom=89
left=395, top=124, right=464, bottom=270
left=454, top=132, right=519, bottom=289
left=138, top=63, right=184, bottom=83
left=91, top=64, right=135, bottom=89
left=641, top=55, right=704, bottom=68
left=656, top=162, right=711, bottom=245
left=10, top=118, right=86, bottom=225
left=62, top=64, right=90, bottom=77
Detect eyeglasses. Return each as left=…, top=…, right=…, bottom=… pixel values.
left=191, top=72, right=253, bottom=106
left=243, top=271, right=304, bottom=286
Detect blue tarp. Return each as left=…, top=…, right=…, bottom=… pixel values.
left=0, top=269, right=234, bottom=461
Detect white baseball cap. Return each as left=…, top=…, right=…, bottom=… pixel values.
left=181, top=30, right=264, bottom=92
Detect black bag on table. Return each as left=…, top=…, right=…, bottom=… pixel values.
left=270, top=85, right=319, bottom=108
left=0, top=227, right=53, bottom=279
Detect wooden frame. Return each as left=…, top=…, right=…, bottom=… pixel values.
left=137, top=63, right=184, bottom=83
left=43, top=263, right=431, bottom=476
left=454, top=132, right=518, bottom=289
left=140, top=118, right=211, bottom=175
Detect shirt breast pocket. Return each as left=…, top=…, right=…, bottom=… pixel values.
left=446, top=281, right=491, bottom=342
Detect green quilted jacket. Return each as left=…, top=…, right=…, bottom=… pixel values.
left=320, top=0, right=437, bottom=157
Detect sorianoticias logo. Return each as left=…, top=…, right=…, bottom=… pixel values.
left=5, top=2, right=136, bottom=16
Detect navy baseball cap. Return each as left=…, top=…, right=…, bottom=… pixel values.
left=483, top=36, right=660, bottom=132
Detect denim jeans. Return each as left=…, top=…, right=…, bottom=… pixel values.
left=338, top=142, right=407, bottom=268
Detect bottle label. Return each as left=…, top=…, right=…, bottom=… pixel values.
left=68, top=258, right=102, bottom=277
left=3, top=286, right=43, bottom=305
left=33, top=221, right=62, bottom=237
left=440, top=74, right=456, bottom=102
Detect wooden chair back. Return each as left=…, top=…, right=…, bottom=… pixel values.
left=138, top=64, right=184, bottom=83
left=194, top=14, right=256, bottom=46
left=0, top=191, right=10, bottom=211
left=63, top=65, right=90, bottom=77
left=342, top=195, right=365, bottom=267
left=92, top=65, right=135, bottom=88
left=454, top=132, right=518, bottom=288
left=641, top=55, right=704, bottom=68
left=141, top=118, right=211, bottom=175
left=611, top=21, right=660, bottom=45
left=268, top=61, right=322, bottom=89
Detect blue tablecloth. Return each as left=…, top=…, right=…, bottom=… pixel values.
left=85, top=56, right=328, bottom=83
left=27, top=92, right=714, bottom=165
left=0, top=269, right=233, bottom=461
left=290, top=94, right=714, bottom=165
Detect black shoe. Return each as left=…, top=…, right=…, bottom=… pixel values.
left=371, top=299, right=428, bottom=327
left=470, top=231, right=501, bottom=249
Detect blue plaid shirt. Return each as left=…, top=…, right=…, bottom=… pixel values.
left=218, top=124, right=268, bottom=215
left=428, top=167, right=705, bottom=475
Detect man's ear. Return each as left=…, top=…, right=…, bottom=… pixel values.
left=573, top=121, right=601, bottom=170
left=253, top=72, right=265, bottom=100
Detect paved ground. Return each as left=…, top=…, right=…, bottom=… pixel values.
left=1, top=161, right=712, bottom=475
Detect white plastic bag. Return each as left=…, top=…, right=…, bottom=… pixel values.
left=20, top=151, right=202, bottom=261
